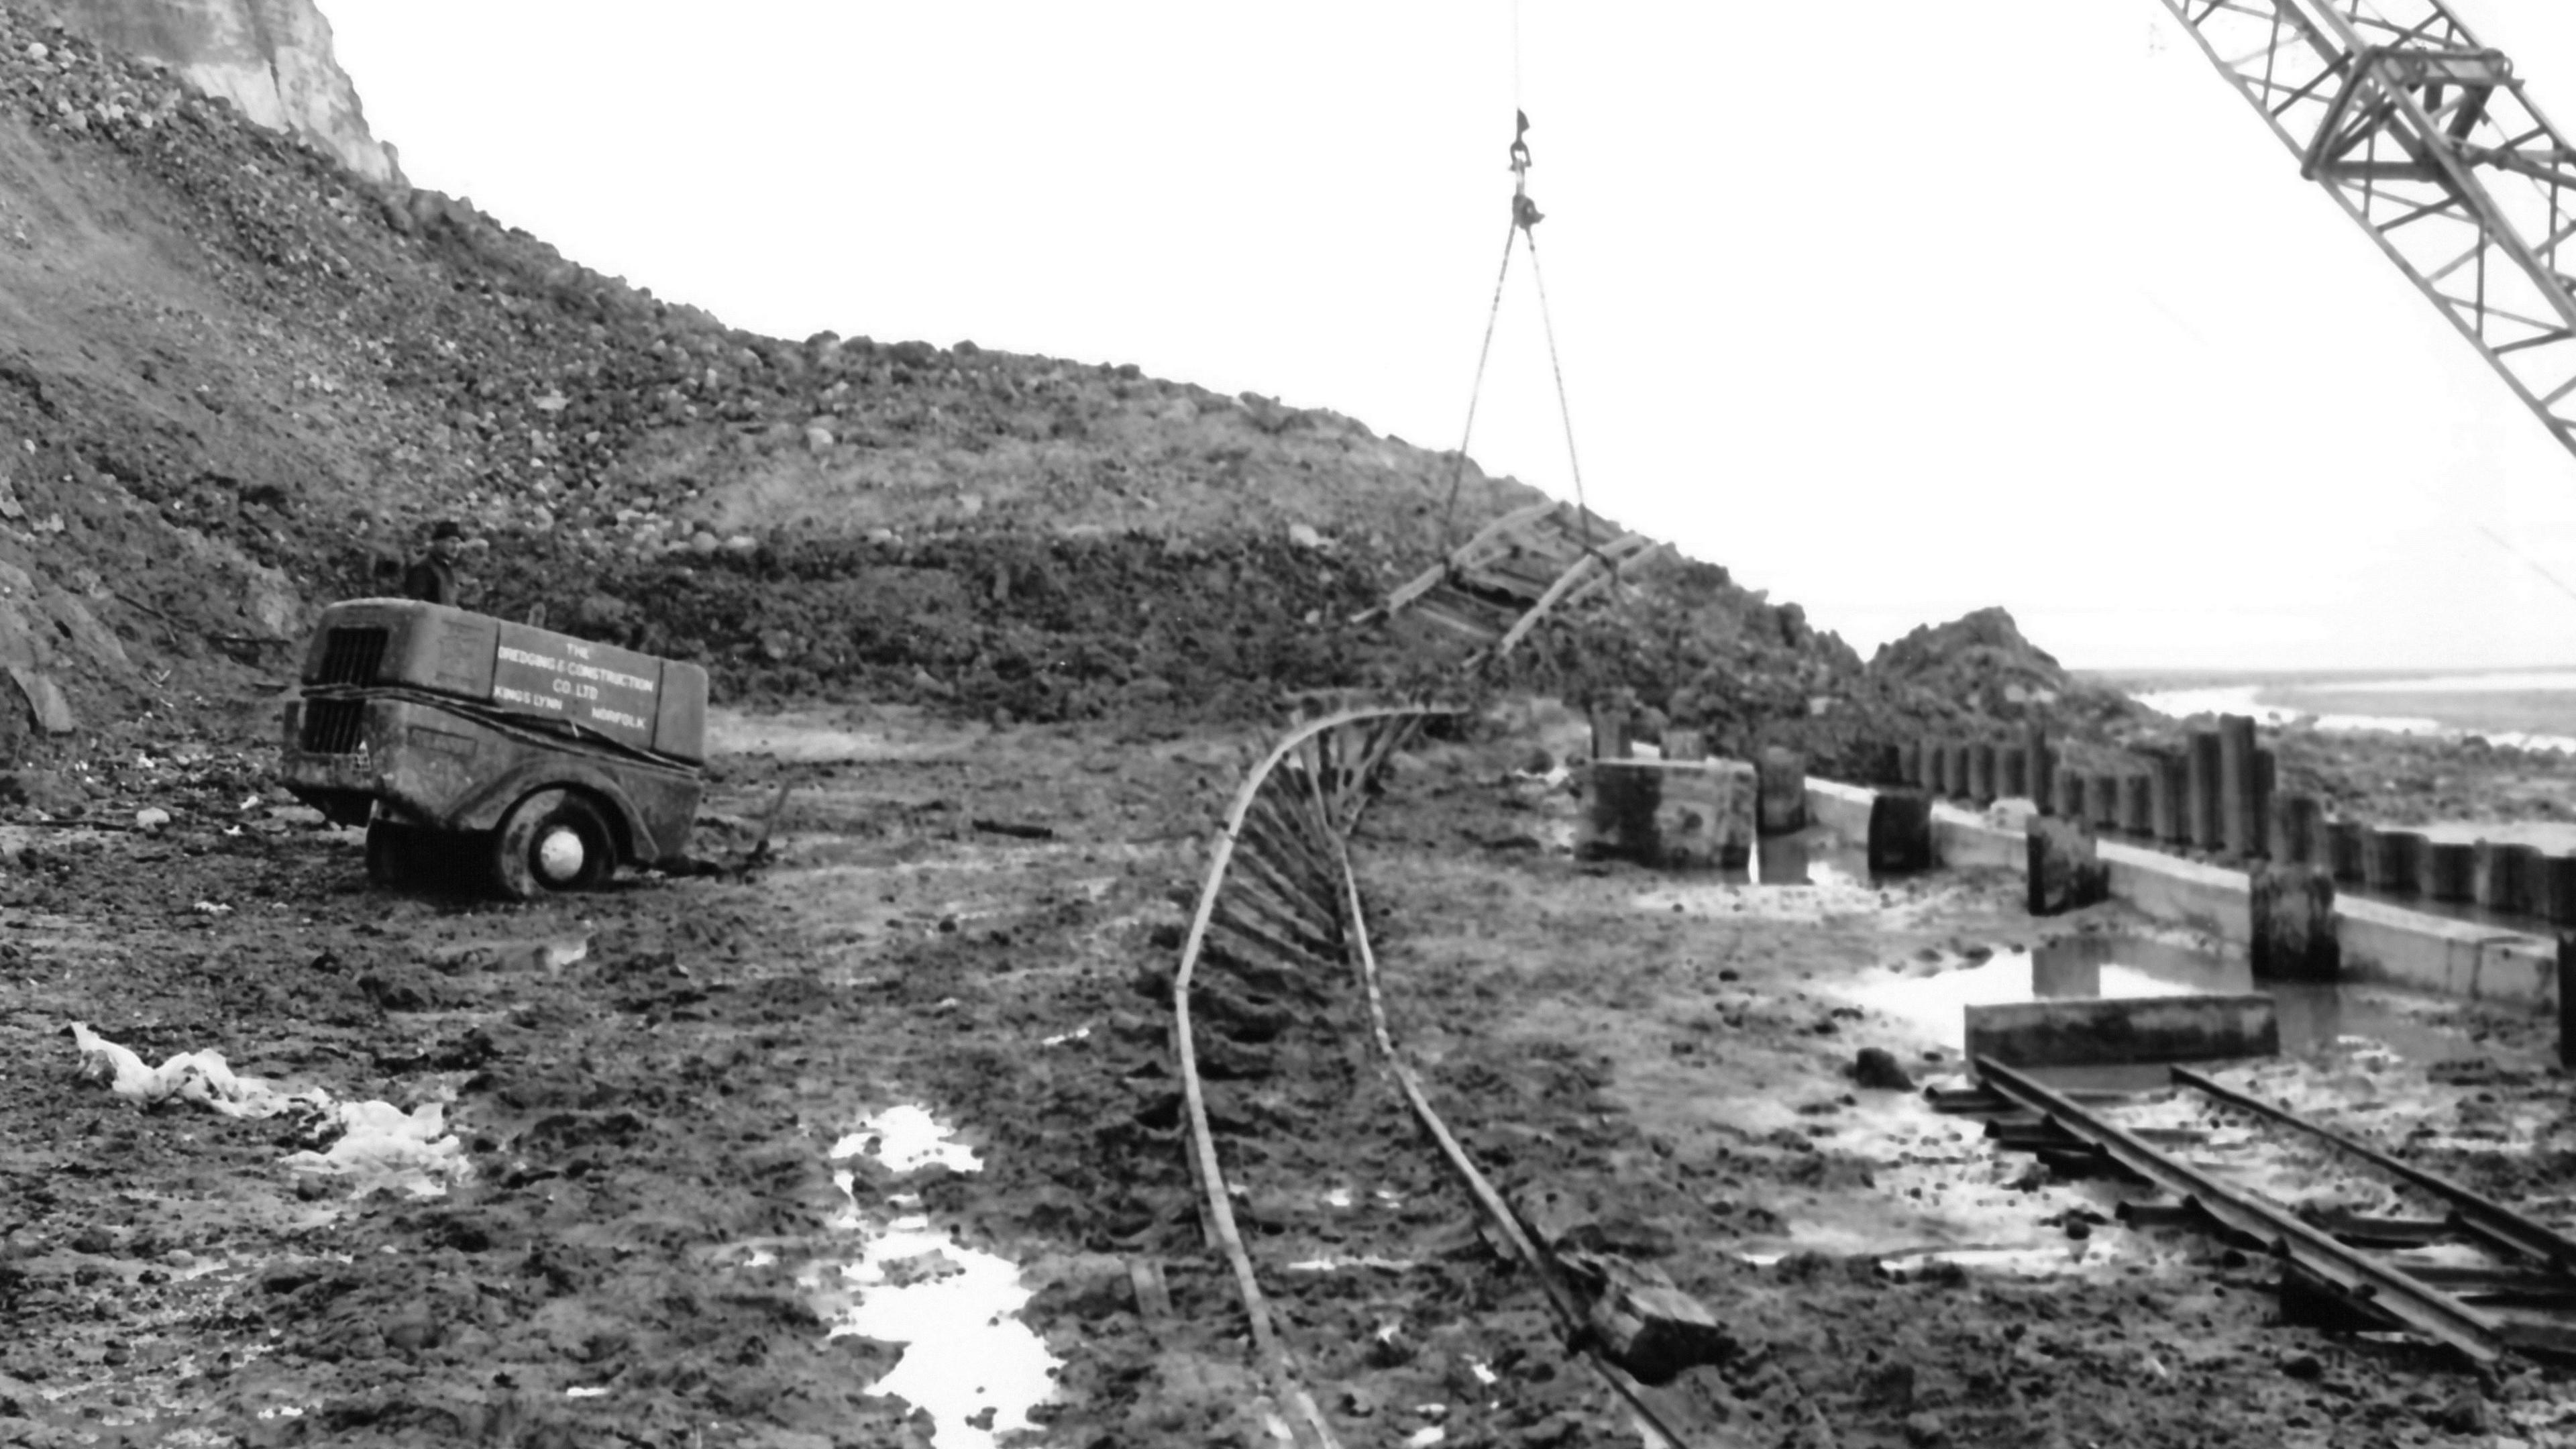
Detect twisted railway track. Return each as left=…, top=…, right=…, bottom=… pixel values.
left=1161, top=508, right=1745, bottom=1446
left=1146, top=498, right=2576, bottom=1447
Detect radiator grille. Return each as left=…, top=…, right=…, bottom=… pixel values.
left=315, top=627, right=389, bottom=686
left=301, top=698, right=368, bottom=755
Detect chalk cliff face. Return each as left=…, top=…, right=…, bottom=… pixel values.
left=30, top=0, right=396, bottom=182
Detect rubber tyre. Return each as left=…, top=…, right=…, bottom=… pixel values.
left=365, top=820, right=422, bottom=887
left=490, top=789, right=616, bottom=901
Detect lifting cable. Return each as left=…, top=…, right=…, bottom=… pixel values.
left=1434, top=103, right=1603, bottom=566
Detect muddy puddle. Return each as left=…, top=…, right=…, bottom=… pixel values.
left=1627, top=826, right=1950, bottom=924
left=1849, top=934, right=2469, bottom=1070
left=1764, top=936, right=2514, bottom=1273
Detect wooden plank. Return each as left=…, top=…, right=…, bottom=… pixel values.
left=1965, top=994, right=2279, bottom=1068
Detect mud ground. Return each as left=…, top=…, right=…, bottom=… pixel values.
left=3, top=697, right=2575, bottom=1448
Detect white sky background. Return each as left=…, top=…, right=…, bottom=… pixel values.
left=322, top=1, right=2576, bottom=672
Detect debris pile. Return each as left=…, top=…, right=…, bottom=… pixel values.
left=68, top=1022, right=467, bottom=1196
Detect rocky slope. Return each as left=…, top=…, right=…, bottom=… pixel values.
left=0, top=0, right=1562, bottom=751
left=0, top=0, right=2096, bottom=765
left=26, top=0, right=392, bottom=180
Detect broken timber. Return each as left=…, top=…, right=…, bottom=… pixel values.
left=1360, top=500, right=1660, bottom=658
left=1974, top=1057, right=2506, bottom=1364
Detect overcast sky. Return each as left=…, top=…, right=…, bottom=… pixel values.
left=324, top=1, right=2576, bottom=672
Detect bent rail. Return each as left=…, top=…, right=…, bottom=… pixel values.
left=1171, top=703, right=1443, bottom=1449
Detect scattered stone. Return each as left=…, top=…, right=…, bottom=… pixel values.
left=1851, top=1046, right=1914, bottom=1091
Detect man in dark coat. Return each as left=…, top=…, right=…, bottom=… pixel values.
left=401, top=520, right=466, bottom=606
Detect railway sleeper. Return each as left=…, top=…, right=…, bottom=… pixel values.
left=1189, top=1031, right=1281, bottom=1082
left=1230, top=839, right=1346, bottom=922
left=1243, top=799, right=1342, bottom=882
left=1186, top=977, right=1297, bottom=1043
left=1212, top=887, right=1342, bottom=963
left=1202, top=930, right=1335, bottom=1003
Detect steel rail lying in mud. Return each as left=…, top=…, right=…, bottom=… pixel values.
left=2171, top=1067, right=2576, bottom=1277
left=1330, top=832, right=1716, bottom=1449
left=1170, top=702, right=1445, bottom=1449
left=1173, top=707, right=1724, bottom=1444
left=1166, top=521, right=1748, bottom=1446
left=1974, top=1058, right=2508, bottom=1365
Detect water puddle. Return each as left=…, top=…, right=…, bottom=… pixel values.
left=802, top=1106, right=1058, bottom=1448
left=1629, top=826, right=1953, bottom=922
left=1846, top=935, right=2467, bottom=1069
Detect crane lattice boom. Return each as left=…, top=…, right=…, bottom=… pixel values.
left=2161, top=1, right=2576, bottom=454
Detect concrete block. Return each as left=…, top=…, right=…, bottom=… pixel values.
left=1664, top=728, right=1707, bottom=763
left=1579, top=759, right=1754, bottom=869
left=2365, top=829, right=2427, bottom=895
left=2335, top=895, right=2538, bottom=1000
left=2477, top=841, right=2539, bottom=915
left=1966, top=994, right=2279, bottom=1069
left=2483, top=935, right=2562, bottom=1006
left=1868, top=788, right=1934, bottom=874
left=2324, top=819, right=2367, bottom=883
left=2101, top=841, right=2250, bottom=943
left=2027, top=818, right=2108, bottom=916
left=2219, top=715, right=2257, bottom=859
left=2425, top=841, right=2477, bottom=902
left=1756, top=747, right=1805, bottom=836
left=1804, top=780, right=1873, bottom=839
left=2189, top=729, right=2224, bottom=851
left=2250, top=863, right=2338, bottom=982
left=1932, top=804, right=2025, bottom=869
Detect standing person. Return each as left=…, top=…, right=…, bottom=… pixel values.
left=401, top=520, right=467, bottom=606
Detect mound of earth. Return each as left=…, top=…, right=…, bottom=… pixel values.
left=0, top=0, right=2169, bottom=771
left=0, top=0, right=1552, bottom=756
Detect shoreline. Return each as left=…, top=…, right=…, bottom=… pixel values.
left=2129, top=681, right=2576, bottom=757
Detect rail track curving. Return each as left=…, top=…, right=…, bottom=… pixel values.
left=1164, top=507, right=1728, bottom=1446
left=1152, top=497, right=2576, bottom=1447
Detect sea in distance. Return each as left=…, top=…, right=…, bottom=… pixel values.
left=2088, top=666, right=2576, bottom=755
